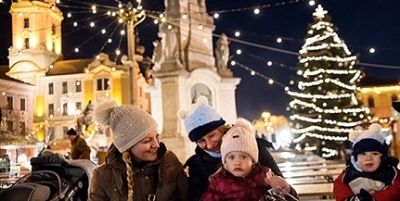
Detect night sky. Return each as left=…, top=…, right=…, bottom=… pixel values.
left=1, top=0, right=400, bottom=120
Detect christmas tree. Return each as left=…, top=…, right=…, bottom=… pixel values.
left=288, top=5, right=370, bottom=159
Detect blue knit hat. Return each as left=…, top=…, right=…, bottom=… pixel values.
left=178, top=96, right=225, bottom=142
left=349, top=124, right=388, bottom=159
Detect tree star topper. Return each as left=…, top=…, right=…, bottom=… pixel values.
left=313, top=4, right=328, bottom=19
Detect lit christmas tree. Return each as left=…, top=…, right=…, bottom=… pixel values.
left=288, top=5, right=370, bottom=159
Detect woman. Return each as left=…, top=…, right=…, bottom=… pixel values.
left=178, top=96, right=282, bottom=201
left=89, top=101, right=188, bottom=201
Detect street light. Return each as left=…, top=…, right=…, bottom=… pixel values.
left=118, top=1, right=146, bottom=105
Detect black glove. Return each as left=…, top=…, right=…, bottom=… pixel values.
left=346, top=189, right=373, bottom=201
left=358, top=189, right=373, bottom=201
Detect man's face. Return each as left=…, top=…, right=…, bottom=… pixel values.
left=68, top=134, right=77, bottom=141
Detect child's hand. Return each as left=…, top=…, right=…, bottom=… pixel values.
left=265, top=170, right=290, bottom=194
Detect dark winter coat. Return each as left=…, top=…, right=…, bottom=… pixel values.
left=70, top=135, right=91, bottom=160
left=200, top=164, right=270, bottom=201
left=88, top=143, right=189, bottom=201
left=334, top=156, right=400, bottom=201
left=184, top=138, right=282, bottom=201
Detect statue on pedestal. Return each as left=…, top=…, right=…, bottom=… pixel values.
left=215, top=33, right=232, bottom=77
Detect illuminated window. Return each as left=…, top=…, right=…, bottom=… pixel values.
left=75, top=80, right=81, bottom=92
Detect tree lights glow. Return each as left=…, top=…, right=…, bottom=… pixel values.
left=288, top=5, right=370, bottom=159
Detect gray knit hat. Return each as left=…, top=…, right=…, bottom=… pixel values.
left=221, top=118, right=259, bottom=164
left=93, top=100, right=158, bottom=153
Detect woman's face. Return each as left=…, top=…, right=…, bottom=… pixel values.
left=196, top=128, right=224, bottom=153
left=130, top=130, right=160, bottom=162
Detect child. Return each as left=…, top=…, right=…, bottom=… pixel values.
left=334, top=124, right=400, bottom=201
left=200, top=118, right=297, bottom=201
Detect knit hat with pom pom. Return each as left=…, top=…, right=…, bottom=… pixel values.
left=93, top=100, right=158, bottom=153
left=221, top=118, right=259, bottom=164
left=349, top=123, right=388, bottom=159
left=177, top=96, right=225, bottom=142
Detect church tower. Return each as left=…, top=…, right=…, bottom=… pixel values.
left=7, top=0, right=63, bottom=84
left=151, top=0, right=240, bottom=161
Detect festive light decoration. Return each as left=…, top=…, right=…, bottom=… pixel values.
left=288, top=5, right=370, bottom=159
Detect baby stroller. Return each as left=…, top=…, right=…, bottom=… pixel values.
left=0, top=150, right=96, bottom=201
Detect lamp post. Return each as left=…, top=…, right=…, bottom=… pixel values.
left=118, top=1, right=146, bottom=105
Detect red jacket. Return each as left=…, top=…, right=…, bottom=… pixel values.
left=334, top=168, right=400, bottom=201
left=200, top=164, right=297, bottom=201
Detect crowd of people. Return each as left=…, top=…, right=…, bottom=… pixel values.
left=59, top=96, right=400, bottom=201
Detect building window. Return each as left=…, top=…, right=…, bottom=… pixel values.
left=368, top=96, right=374, bottom=107
left=24, top=18, right=29, bottom=28
left=62, top=103, right=68, bottom=116
left=7, top=120, right=13, bottom=131
left=20, top=122, right=26, bottom=135
left=62, top=82, right=68, bottom=94
left=48, top=104, right=54, bottom=117
left=76, top=102, right=82, bottom=111
left=20, top=98, right=26, bottom=111
left=97, top=78, right=109, bottom=91
left=7, top=96, right=13, bottom=110
left=24, top=38, right=29, bottom=49
left=49, top=83, right=54, bottom=95
left=51, top=24, right=56, bottom=35
left=75, top=80, right=82, bottom=92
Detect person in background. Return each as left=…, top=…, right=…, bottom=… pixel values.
left=200, top=118, right=297, bottom=201
left=89, top=101, right=188, bottom=201
left=334, top=124, right=400, bottom=201
left=178, top=96, right=283, bottom=201
left=67, top=128, right=91, bottom=160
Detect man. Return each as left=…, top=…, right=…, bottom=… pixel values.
left=67, top=128, right=91, bottom=160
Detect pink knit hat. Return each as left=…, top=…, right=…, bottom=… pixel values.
left=221, top=118, right=259, bottom=164
left=93, top=100, right=158, bottom=153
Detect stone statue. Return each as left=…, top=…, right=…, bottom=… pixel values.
left=152, top=40, right=164, bottom=70
left=160, top=24, right=179, bottom=60
left=215, top=33, right=230, bottom=70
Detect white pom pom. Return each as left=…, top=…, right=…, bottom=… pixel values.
left=195, top=96, right=209, bottom=105
left=348, top=130, right=361, bottom=142
left=93, top=100, right=118, bottom=127
left=368, top=123, right=381, bottom=133
left=177, top=110, right=187, bottom=119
